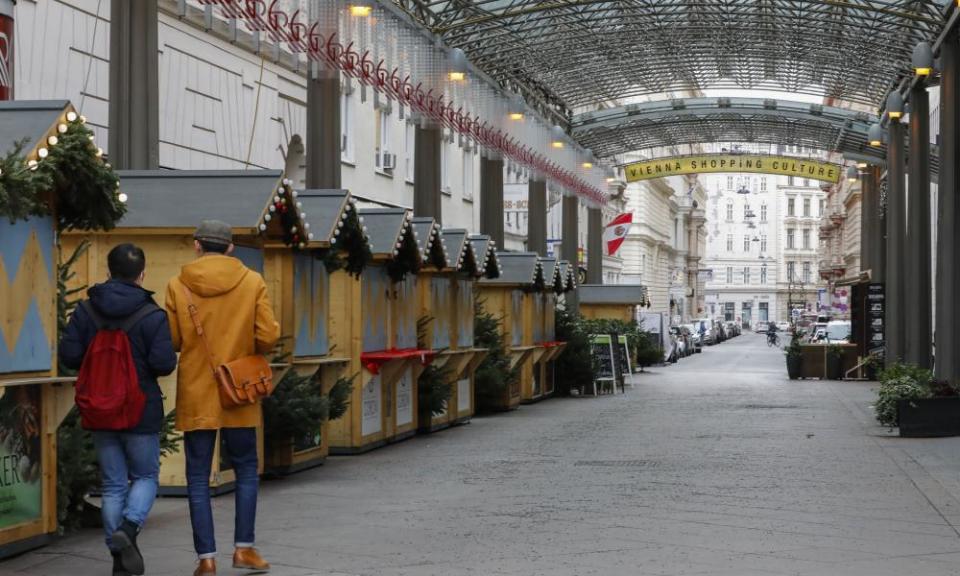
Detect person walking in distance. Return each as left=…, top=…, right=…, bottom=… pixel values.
left=59, top=244, right=177, bottom=576
left=165, top=221, right=280, bottom=575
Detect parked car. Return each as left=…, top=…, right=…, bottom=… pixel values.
left=725, top=321, right=740, bottom=337
left=670, top=326, right=693, bottom=358
left=715, top=321, right=727, bottom=343
left=693, top=319, right=715, bottom=345
left=754, top=321, right=769, bottom=333
left=685, top=324, right=703, bottom=352
left=824, top=320, right=852, bottom=344
left=776, top=321, right=791, bottom=331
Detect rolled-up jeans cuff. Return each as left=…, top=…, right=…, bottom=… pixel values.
left=198, top=552, right=216, bottom=560
left=235, top=542, right=254, bottom=548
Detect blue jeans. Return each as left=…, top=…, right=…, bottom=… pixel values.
left=92, top=432, right=160, bottom=552
left=185, top=428, right=259, bottom=558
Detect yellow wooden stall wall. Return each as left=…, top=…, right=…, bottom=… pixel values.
left=581, top=304, right=635, bottom=323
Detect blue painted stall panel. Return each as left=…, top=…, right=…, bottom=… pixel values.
left=430, top=277, right=451, bottom=350
left=0, top=218, right=55, bottom=374
left=293, top=253, right=330, bottom=357
left=511, top=290, right=523, bottom=347
left=532, top=294, right=544, bottom=343
left=456, top=280, right=474, bottom=348
left=544, top=295, right=557, bottom=341
left=394, top=275, right=418, bottom=350
left=362, top=266, right=390, bottom=352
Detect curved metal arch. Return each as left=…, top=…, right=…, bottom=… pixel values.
left=392, top=0, right=947, bottom=113
left=570, top=97, right=884, bottom=161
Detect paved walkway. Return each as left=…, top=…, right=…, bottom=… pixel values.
left=7, top=335, right=960, bottom=575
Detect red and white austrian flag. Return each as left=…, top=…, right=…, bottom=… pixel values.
left=603, top=213, right=633, bottom=256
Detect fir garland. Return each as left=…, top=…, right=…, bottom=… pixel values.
left=386, top=224, right=422, bottom=283
left=426, top=233, right=447, bottom=270
left=0, top=118, right=125, bottom=230
left=316, top=206, right=372, bottom=279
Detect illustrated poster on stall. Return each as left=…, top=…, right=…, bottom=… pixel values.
left=362, top=375, right=382, bottom=436
left=0, top=386, right=42, bottom=529
left=457, top=378, right=470, bottom=413
left=396, top=369, right=414, bottom=426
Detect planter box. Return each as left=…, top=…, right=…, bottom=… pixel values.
left=898, top=398, right=960, bottom=437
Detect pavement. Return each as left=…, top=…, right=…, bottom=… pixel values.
left=7, top=334, right=960, bottom=575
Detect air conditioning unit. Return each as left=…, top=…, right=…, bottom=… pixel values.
left=382, top=152, right=396, bottom=170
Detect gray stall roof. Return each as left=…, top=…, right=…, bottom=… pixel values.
left=579, top=284, right=650, bottom=305
left=359, top=208, right=412, bottom=256
left=539, top=257, right=563, bottom=294
left=410, top=217, right=448, bottom=268
left=480, top=252, right=543, bottom=287
left=295, top=189, right=353, bottom=245
left=558, top=260, right=577, bottom=293
left=468, top=235, right=502, bottom=279
left=441, top=229, right=480, bottom=276
left=116, top=170, right=284, bottom=230
left=0, top=100, right=71, bottom=158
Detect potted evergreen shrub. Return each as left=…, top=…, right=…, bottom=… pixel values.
left=825, top=343, right=843, bottom=380
left=785, top=330, right=802, bottom=380
left=875, top=363, right=960, bottom=437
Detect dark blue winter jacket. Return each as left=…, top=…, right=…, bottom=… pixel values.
left=59, top=280, right=178, bottom=434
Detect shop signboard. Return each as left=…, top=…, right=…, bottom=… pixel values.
left=0, top=386, right=42, bottom=530
left=866, top=283, right=885, bottom=357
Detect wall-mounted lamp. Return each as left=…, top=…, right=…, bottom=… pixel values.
left=447, top=48, right=467, bottom=82
left=846, top=166, right=859, bottom=183
left=886, top=91, right=904, bottom=122
left=551, top=125, right=565, bottom=149
left=349, top=4, right=371, bottom=17
left=868, top=123, right=884, bottom=147
left=912, top=41, right=934, bottom=78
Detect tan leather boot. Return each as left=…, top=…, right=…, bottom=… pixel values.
left=193, top=558, right=216, bottom=576
left=233, top=547, right=270, bottom=572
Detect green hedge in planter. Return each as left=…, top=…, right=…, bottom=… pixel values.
left=874, top=364, right=937, bottom=427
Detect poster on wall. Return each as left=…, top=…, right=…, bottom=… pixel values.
left=457, top=378, right=471, bottom=413
left=396, top=369, right=413, bottom=427
left=0, top=386, right=42, bottom=530
left=361, top=375, right=382, bottom=436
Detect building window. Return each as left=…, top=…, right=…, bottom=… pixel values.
left=726, top=202, right=734, bottom=221
left=743, top=266, right=750, bottom=284
left=802, top=229, right=811, bottom=249
left=787, top=228, right=795, bottom=249
left=803, top=261, right=811, bottom=283
left=726, top=176, right=733, bottom=190
left=760, top=266, right=767, bottom=284
left=759, top=301, right=769, bottom=322
left=743, top=235, right=750, bottom=252
left=375, top=109, right=392, bottom=174
left=788, top=175, right=795, bottom=186
left=819, top=198, right=825, bottom=216
left=440, top=133, right=450, bottom=193
left=724, top=302, right=735, bottom=321
left=760, top=177, right=767, bottom=192
left=803, top=198, right=811, bottom=217
left=787, top=261, right=796, bottom=281
left=760, top=204, right=768, bottom=222
left=787, top=197, right=795, bottom=216
left=340, top=89, right=355, bottom=163
left=462, top=149, right=474, bottom=201
left=404, top=122, right=415, bottom=182
left=804, top=178, right=810, bottom=187
left=726, top=266, right=733, bottom=283
left=743, top=203, right=750, bottom=220
left=760, top=234, right=767, bottom=253
left=726, top=234, right=733, bottom=252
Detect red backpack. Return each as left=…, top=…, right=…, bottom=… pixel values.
left=75, top=301, right=157, bottom=430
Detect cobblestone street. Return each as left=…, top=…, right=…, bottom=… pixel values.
left=7, top=335, right=960, bottom=575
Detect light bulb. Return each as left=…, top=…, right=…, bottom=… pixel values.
left=304, top=222, right=311, bottom=230
left=27, top=160, right=38, bottom=170
left=291, top=190, right=298, bottom=198
left=37, top=148, right=48, bottom=159
left=79, top=115, right=87, bottom=124
left=264, top=214, right=272, bottom=222
left=291, top=226, right=298, bottom=233
left=300, top=212, right=306, bottom=218
left=268, top=205, right=276, bottom=213
left=282, top=178, right=291, bottom=186
left=47, top=136, right=58, bottom=146
left=296, top=201, right=303, bottom=209
left=308, top=233, right=314, bottom=240
left=273, top=196, right=280, bottom=204
left=331, top=237, right=337, bottom=244
left=57, top=124, right=68, bottom=134
left=277, top=188, right=284, bottom=196
left=299, top=242, right=306, bottom=249
left=118, top=193, right=128, bottom=203
left=96, top=147, right=103, bottom=157
left=259, top=223, right=267, bottom=231
left=66, top=111, right=78, bottom=122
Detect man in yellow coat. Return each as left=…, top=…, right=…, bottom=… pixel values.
left=165, top=220, right=280, bottom=576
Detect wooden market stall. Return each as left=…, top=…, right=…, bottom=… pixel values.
left=61, top=170, right=335, bottom=490
left=530, top=258, right=568, bottom=401
left=477, top=252, right=544, bottom=410
left=0, top=100, right=123, bottom=557
left=579, top=284, right=650, bottom=322
left=327, top=208, right=431, bottom=454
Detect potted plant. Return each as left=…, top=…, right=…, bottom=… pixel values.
left=825, top=343, right=843, bottom=380
left=785, top=330, right=802, bottom=380
left=874, top=363, right=960, bottom=437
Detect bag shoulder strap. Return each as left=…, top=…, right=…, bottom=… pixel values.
left=180, top=283, right=220, bottom=378
left=120, top=302, right=160, bottom=333
left=79, top=300, right=106, bottom=331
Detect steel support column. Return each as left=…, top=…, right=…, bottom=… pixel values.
left=414, top=125, right=442, bottom=222
left=305, top=69, right=341, bottom=189
left=860, top=168, right=875, bottom=275
left=905, top=85, right=932, bottom=368
left=587, top=207, right=603, bottom=284
left=480, top=155, right=504, bottom=247
left=562, top=195, right=580, bottom=311
left=527, top=179, right=547, bottom=256
left=108, top=0, right=158, bottom=169
left=937, top=30, right=960, bottom=385
left=885, top=120, right=906, bottom=365
left=874, top=165, right=887, bottom=283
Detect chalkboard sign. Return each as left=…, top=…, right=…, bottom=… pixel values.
left=617, top=335, right=632, bottom=377
left=590, top=335, right=616, bottom=381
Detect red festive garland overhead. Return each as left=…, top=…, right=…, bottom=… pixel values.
left=201, top=0, right=607, bottom=206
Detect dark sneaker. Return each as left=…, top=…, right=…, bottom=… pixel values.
left=110, top=519, right=144, bottom=575
left=111, top=552, right=131, bottom=576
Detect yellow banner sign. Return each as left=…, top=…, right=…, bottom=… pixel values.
left=624, top=154, right=841, bottom=184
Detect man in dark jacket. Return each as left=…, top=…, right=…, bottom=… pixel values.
left=60, top=243, right=177, bottom=576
